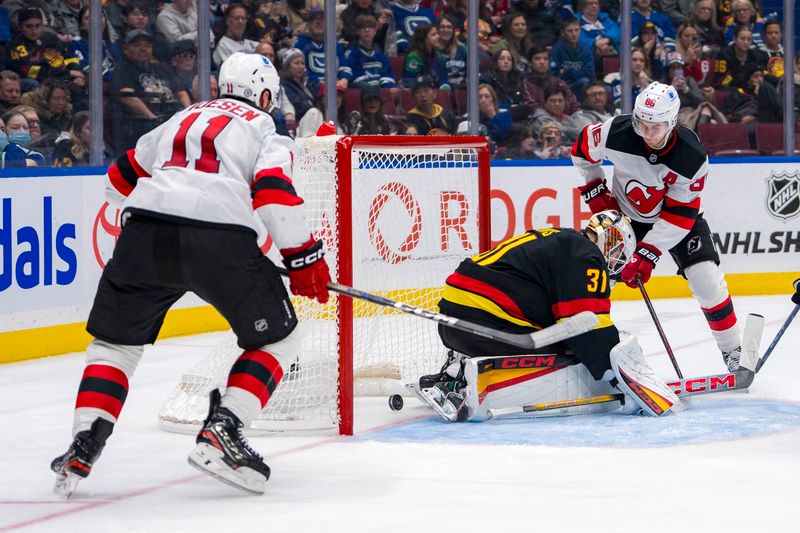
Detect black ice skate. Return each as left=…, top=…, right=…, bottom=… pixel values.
left=51, top=418, right=114, bottom=499
left=188, top=389, right=271, bottom=495
left=418, top=350, right=465, bottom=390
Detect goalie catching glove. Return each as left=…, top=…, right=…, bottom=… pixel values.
left=620, top=242, right=661, bottom=287
left=578, top=179, right=620, bottom=214
left=281, top=238, right=331, bottom=304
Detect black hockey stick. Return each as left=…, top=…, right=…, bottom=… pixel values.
left=276, top=268, right=598, bottom=350
left=755, top=277, right=800, bottom=373
left=636, top=277, right=684, bottom=379
left=522, top=369, right=755, bottom=412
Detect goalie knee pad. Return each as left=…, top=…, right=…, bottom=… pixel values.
left=609, top=335, right=683, bottom=416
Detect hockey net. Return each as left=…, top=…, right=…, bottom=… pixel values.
left=158, top=135, right=490, bottom=435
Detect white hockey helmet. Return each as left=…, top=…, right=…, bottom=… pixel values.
left=218, top=52, right=280, bottom=111
left=584, top=210, right=636, bottom=277
left=632, top=81, right=681, bottom=137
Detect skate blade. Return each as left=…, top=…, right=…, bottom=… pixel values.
left=53, top=472, right=81, bottom=499
left=188, top=443, right=266, bottom=495
left=405, top=383, right=459, bottom=422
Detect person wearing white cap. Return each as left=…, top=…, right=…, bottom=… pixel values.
left=572, top=81, right=744, bottom=373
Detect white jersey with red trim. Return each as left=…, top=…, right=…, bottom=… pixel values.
left=104, top=97, right=311, bottom=250
left=571, top=115, right=708, bottom=254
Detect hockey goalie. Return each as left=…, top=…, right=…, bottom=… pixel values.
left=411, top=210, right=686, bottom=422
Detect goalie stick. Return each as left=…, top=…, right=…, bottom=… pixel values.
left=636, top=277, right=683, bottom=379
left=276, top=267, right=598, bottom=350
left=755, top=277, right=800, bottom=373
left=523, top=369, right=756, bottom=413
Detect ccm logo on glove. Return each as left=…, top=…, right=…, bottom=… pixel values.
left=286, top=245, right=325, bottom=269
left=281, top=239, right=331, bottom=304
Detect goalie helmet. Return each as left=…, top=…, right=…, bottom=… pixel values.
left=632, top=81, right=680, bottom=138
left=584, top=210, right=636, bottom=277
left=218, top=52, right=280, bottom=111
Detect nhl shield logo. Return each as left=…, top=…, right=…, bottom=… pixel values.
left=765, top=171, right=800, bottom=221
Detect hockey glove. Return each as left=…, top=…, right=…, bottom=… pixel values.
left=578, top=179, right=620, bottom=214
left=620, top=242, right=661, bottom=288
left=281, top=238, right=331, bottom=304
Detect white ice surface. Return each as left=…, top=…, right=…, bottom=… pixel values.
left=1, top=294, right=799, bottom=532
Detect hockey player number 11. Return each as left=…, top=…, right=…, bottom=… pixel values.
left=164, top=112, right=234, bottom=173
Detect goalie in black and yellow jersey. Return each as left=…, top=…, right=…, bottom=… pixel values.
left=414, top=210, right=684, bottom=422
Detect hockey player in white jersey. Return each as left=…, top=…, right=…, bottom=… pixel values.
left=571, top=81, right=741, bottom=373
left=51, top=52, right=331, bottom=497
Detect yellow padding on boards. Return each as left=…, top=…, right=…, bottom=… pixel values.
left=0, top=306, right=230, bottom=364
left=3, top=272, right=796, bottom=364
left=610, top=272, right=799, bottom=300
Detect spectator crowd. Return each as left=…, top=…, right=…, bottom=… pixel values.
left=0, top=0, right=796, bottom=166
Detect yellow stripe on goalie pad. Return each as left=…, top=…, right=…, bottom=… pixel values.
left=476, top=359, right=563, bottom=402
left=441, top=285, right=535, bottom=328
left=639, top=384, right=675, bottom=413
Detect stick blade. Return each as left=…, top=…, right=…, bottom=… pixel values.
left=529, top=311, right=598, bottom=349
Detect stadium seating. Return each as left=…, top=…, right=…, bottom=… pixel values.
left=754, top=122, right=800, bottom=155
left=697, top=123, right=760, bottom=156
left=602, top=55, right=620, bottom=76
left=343, top=88, right=397, bottom=116
left=389, top=55, right=405, bottom=82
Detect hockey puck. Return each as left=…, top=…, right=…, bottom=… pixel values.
left=388, top=394, right=404, bottom=411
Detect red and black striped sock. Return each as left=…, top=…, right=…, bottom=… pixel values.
left=226, top=350, right=284, bottom=409
left=75, top=364, right=129, bottom=421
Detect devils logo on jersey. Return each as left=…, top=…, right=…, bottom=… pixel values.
left=625, top=179, right=666, bottom=218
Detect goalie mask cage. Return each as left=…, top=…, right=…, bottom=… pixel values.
left=158, top=135, right=490, bottom=435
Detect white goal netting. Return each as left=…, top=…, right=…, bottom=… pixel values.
left=158, top=135, right=488, bottom=434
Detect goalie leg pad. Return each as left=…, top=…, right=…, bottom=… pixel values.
left=462, top=354, right=618, bottom=421
left=610, top=335, right=683, bottom=416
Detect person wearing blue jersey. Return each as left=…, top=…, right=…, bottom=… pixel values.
left=550, top=16, right=596, bottom=100
left=293, top=8, right=350, bottom=92
left=390, top=0, right=436, bottom=54
left=631, top=0, right=677, bottom=41
left=345, top=14, right=396, bottom=89
left=577, top=0, right=620, bottom=58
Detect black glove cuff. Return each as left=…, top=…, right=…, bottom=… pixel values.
left=283, top=240, right=324, bottom=271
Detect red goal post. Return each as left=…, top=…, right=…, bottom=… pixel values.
left=158, top=135, right=491, bottom=436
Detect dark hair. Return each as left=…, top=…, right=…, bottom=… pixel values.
left=764, top=18, right=781, bottom=32
left=226, top=3, right=249, bottom=19
left=562, top=15, right=580, bottom=28
left=733, top=24, right=753, bottom=39
left=544, top=84, right=567, bottom=101
left=78, top=6, right=111, bottom=40
left=527, top=43, right=549, bottom=62
left=409, top=23, right=437, bottom=58
left=506, top=123, right=533, bottom=144
left=355, top=14, right=377, bottom=29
